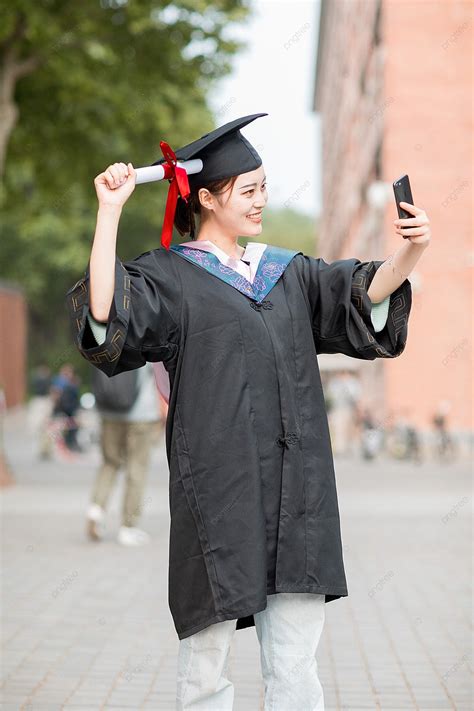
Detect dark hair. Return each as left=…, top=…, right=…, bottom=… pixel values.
left=174, top=175, right=239, bottom=239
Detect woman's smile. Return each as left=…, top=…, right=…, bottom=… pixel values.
left=246, top=212, right=262, bottom=223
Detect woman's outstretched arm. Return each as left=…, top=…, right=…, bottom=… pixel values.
left=367, top=201, right=431, bottom=304
left=89, top=161, right=136, bottom=322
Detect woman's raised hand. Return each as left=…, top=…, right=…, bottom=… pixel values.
left=393, top=202, right=431, bottom=247
left=94, top=162, right=136, bottom=208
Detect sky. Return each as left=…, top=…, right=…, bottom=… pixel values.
left=208, top=0, right=322, bottom=217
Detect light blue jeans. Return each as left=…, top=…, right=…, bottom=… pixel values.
left=176, top=592, right=326, bottom=710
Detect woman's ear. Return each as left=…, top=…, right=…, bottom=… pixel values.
left=198, top=188, right=214, bottom=212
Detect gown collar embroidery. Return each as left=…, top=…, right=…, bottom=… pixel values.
left=170, top=240, right=299, bottom=304
left=178, top=239, right=266, bottom=284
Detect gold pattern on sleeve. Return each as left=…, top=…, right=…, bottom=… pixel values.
left=68, top=266, right=132, bottom=364
left=123, top=273, right=130, bottom=310
left=88, top=328, right=125, bottom=364
left=351, top=261, right=410, bottom=358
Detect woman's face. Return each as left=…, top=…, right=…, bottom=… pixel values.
left=200, top=165, right=268, bottom=238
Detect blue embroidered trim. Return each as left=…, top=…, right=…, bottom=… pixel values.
left=170, top=244, right=300, bottom=303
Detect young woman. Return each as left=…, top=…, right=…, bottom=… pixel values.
left=67, top=114, right=430, bottom=710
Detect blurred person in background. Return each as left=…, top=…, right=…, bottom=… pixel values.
left=432, top=399, right=456, bottom=462
left=51, top=364, right=82, bottom=453
left=27, top=364, right=54, bottom=460
left=327, top=369, right=361, bottom=457
left=388, top=408, right=422, bottom=463
left=86, top=361, right=162, bottom=546
left=405, top=420, right=422, bottom=465
left=357, top=406, right=384, bottom=461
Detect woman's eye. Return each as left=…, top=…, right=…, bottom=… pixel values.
left=244, top=184, right=267, bottom=196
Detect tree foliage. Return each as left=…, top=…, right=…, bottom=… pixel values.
left=0, top=0, right=252, bottom=371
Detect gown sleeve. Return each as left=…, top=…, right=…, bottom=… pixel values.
left=66, top=250, right=180, bottom=377
left=300, top=255, right=412, bottom=360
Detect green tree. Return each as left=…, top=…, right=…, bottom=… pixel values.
left=0, top=0, right=252, bottom=374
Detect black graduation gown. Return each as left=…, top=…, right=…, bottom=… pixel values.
left=66, top=242, right=412, bottom=640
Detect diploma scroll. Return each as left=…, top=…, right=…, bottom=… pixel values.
left=135, top=159, right=203, bottom=185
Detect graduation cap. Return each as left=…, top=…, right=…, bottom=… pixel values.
left=148, top=113, right=268, bottom=249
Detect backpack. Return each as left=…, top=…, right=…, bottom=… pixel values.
left=91, top=367, right=140, bottom=412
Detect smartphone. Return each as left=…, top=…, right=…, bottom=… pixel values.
left=393, top=174, right=414, bottom=227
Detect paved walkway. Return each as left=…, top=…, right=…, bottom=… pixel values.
left=1, top=406, right=472, bottom=710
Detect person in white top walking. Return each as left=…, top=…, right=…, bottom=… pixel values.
left=86, top=361, right=164, bottom=546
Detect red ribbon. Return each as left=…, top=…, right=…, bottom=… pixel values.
left=159, top=140, right=190, bottom=250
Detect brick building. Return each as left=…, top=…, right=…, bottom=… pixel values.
left=313, top=0, right=472, bottom=441
left=0, top=281, right=27, bottom=408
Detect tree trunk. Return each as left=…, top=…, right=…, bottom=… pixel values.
left=0, top=13, right=40, bottom=180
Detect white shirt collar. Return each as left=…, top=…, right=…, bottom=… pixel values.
left=178, top=240, right=268, bottom=284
